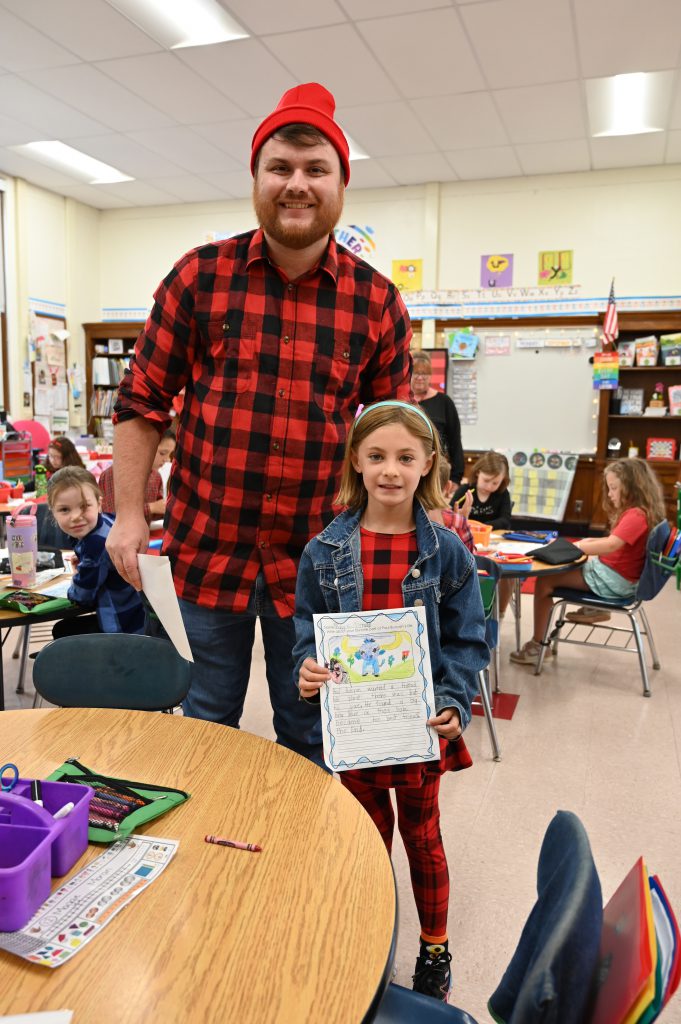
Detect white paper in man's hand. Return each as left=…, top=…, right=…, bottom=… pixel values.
left=137, top=554, right=193, bottom=662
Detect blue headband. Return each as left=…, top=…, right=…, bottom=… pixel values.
left=353, top=400, right=434, bottom=437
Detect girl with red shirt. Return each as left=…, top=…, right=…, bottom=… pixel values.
left=511, top=458, right=665, bottom=665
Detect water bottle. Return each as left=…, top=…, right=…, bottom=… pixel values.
left=34, top=464, right=47, bottom=497
left=7, top=503, right=38, bottom=588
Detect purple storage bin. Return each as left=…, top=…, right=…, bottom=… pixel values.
left=0, top=797, right=52, bottom=931
left=12, top=779, right=93, bottom=876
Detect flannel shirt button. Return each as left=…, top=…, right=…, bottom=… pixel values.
left=278, top=389, right=285, bottom=397
left=343, top=350, right=350, bottom=359
left=273, top=441, right=280, bottom=450
left=259, top=541, right=267, bottom=549
left=411, top=568, right=421, bottom=579
left=265, top=493, right=272, bottom=500
left=283, top=335, right=290, bottom=343
left=413, top=598, right=424, bottom=606
left=287, top=283, right=294, bottom=292
left=222, top=322, right=229, bottom=332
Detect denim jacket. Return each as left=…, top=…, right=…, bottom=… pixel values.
left=292, top=502, right=489, bottom=729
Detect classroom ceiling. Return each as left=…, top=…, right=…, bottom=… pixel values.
left=1, top=0, right=681, bottom=210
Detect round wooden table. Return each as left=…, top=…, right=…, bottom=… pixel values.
left=0, top=709, right=396, bottom=1023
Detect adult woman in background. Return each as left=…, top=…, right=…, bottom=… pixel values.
left=411, top=351, right=464, bottom=484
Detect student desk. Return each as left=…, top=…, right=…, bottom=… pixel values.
left=0, top=708, right=397, bottom=1024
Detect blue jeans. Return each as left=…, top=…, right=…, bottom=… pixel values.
left=176, top=573, right=324, bottom=768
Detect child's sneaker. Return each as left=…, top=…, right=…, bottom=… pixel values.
left=412, top=940, right=452, bottom=1002
left=509, top=639, right=552, bottom=665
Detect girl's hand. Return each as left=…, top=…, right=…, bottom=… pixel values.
left=69, top=553, right=79, bottom=573
left=460, top=490, right=473, bottom=518
left=299, top=658, right=331, bottom=699
left=428, top=707, right=462, bottom=740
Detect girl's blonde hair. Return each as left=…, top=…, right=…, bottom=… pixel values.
left=470, top=451, right=510, bottom=492
left=47, top=466, right=101, bottom=508
left=602, top=458, right=665, bottom=528
left=337, top=402, right=447, bottom=512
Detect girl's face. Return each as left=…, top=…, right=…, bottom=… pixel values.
left=352, top=422, right=433, bottom=517
left=605, top=471, right=624, bottom=509
left=51, top=484, right=101, bottom=540
left=476, top=471, right=504, bottom=496
left=48, top=445, right=62, bottom=469
left=152, top=438, right=175, bottom=471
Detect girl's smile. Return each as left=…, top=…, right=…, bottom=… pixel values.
left=352, top=423, right=433, bottom=526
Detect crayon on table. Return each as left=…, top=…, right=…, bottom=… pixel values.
left=205, top=834, right=262, bottom=853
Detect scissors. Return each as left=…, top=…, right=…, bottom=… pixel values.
left=0, top=762, right=19, bottom=792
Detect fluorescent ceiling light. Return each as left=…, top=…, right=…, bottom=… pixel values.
left=11, top=141, right=133, bottom=184
left=586, top=71, right=674, bottom=137
left=346, top=134, right=370, bottom=162
left=107, top=0, right=249, bottom=49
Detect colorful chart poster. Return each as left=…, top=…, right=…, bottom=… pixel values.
left=593, top=352, right=620, bottom=390
left=392, top=259, right=423, bottom=291
left=480, top=253, right=513, bottom=288
left=538, top=250, right=573, bottom=285
left=506, top=450, right=579, bottom=521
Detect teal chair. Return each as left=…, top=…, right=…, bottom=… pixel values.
left=474, top=555, right=502, bottom=761
left=33, top=634, right=190, bottom=712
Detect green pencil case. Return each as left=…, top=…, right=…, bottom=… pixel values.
left=47, top=758, right=190, bottom=843
left=0, top=589, right=72, bottom=615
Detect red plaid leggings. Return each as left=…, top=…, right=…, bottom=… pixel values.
left=341, top=772, right=449, bottom=936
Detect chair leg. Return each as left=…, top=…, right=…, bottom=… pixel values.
left=15, top=628, right=30, bottom=694
left=628, top=612, right=652, bottom=697
left=32, top=690, right=43, bottom=708
left=535, top=601, right=564, bottom=676
left=11, top=628, right=24, bottom=658
left=638, top=605, right=661, bottom=670
left=477, top=670, right=501, bottom=761
left=492, top=589, right=501, bottom=693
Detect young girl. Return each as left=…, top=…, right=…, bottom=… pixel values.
left=429, top=458, right=475, bottom=553
left=293, top=401, right=488, bottom=1003
left=510, top=458, right=665, bottom=665
left=45, top=437, right=85, bottom=475
left=47, top=466, right=145, bottom=638
left=452, top=451, right=512, bottom=530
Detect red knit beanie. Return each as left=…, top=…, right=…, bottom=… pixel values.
left=250, top=82, right=350, bottom=183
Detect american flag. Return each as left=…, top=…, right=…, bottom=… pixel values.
left=603, top=279, right=619, bottom=348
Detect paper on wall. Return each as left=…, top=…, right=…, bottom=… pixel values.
left=137, top=554, right=193, bottom=662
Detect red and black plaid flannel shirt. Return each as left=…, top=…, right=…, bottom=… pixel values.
left=114, top=229, right=412, bottom=615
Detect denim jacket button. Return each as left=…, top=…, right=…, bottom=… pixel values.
left=334, top=578, right=339, bottom=585
left=411, top=568, right=421, bottom=579
left=413, top=598, right=424, bottom=606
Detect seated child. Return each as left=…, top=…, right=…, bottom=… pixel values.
left=452, top=451, right=512, bottom=530
left=99, top=430, right=175, bottom=523
left=45, top=436, right=85, bottom=475
left=47, top=466, right=145, bottom=638
left=428, top=459, right=475, bottom=552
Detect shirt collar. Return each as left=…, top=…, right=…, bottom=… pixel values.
left=246, top=228, right=338, bottom=285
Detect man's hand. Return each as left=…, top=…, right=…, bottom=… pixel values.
left=299, top=658, right=331, bottom=699
left=106, top=514, right=150, bottom=591
left=428, top=707, right=463, bottom=741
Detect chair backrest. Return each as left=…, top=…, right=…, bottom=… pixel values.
left=474, top=555, right=500, bottom=649
left=33, top=634, right=191, bottom=711
left=488, top=810, right=603, bottom=1024
left=10, top=419, right=51, bottom=451
left=635, top=520, right=674, bottom=602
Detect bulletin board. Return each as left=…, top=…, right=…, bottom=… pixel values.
left=30, top=313, right=70, bottom=433
left=444, top=326, right=598, bottom=453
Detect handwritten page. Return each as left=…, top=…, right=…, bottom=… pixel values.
left=313, top=606, right=439, bottom=772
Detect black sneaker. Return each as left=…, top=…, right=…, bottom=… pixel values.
left=412, top=941, right=452, bottom=1002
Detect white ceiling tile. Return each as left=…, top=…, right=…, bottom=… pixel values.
left=145, top=175, right=234, bottom=202
left=665, top=131, right=681, bottom=164
left=90, top=180, right=181, bottom=205
left=0, top=76, right=109, bottom=138
left=263, top=25, right=399, bottom=106
left=410, top=93, right=508, bottom=150
left=223, top=0, right=347, bottom=34
left=21, top=64, right=173, bottom=132
left=356, top=9, right=485, bottom=97
left=590, top=133, right=667, bottom=169
left=460, top=0, right=578, bottom=89
left=494, top=81, right=586, bottom=143
left=0, top=0, right=163, bottom=61
left=574, top=0, right=681, bottom=78
left=58, top=183, right=133, bottom=208
left=0, top=8, right=80, bottom=71
left=65, top=134, right=188, bottom=178
left=201, top=169, right=254, bottom=198
left=95, top=53, right=246, bottom=124
left=346, top=161, right=398, bottom=189
left=0, top=112, right=41, bottom=146
left=515, top=139, right=591, bottom=175
left=445, top=145, right=522, bottom=180
left=191, top=119, right=260, bottom=163
left=339, top=102, right=437, bottom=158
left=125, top=127, right=243, bottom=174
left=343, top=0, right=451, bottom=14
left=176, top=40, right=295, bottom=118
left=377, top=152, right=458, bottom=185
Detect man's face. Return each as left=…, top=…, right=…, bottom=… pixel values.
left=252, top=136, right=345, bottom=251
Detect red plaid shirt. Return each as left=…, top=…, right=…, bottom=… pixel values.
left=99, top=465, right=163, bottom=525
left=114, top=229, right=412, bottom=614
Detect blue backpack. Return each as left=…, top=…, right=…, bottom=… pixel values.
left=636, top=520, right=679, bottom=601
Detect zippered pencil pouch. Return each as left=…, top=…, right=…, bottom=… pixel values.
left=47, top=758, right=190, bottom=843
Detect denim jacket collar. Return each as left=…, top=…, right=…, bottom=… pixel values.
left=317, top=500, right=439, bottom=562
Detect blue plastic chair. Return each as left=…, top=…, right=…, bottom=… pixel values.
left=535, top=521, right=675, bottom=696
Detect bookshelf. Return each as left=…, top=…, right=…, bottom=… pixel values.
left=82, top=322, right=144, bottom=440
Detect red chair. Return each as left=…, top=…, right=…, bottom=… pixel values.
left=11, top=419, right=51, bottom=451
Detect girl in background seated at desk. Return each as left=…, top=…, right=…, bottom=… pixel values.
left=452, top=450, right=512, bottom=531
left=428, top=458, right=475, bottom=553
left=47, top=466, right=145, bottom=638
left=293, top=401, right=488, bottom=1004
left=45, top=436, right=85, bottom=475
left=510, top=458, right=665, bottom=665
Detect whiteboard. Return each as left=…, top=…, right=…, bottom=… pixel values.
left=445, top=326, right=599, bottom=454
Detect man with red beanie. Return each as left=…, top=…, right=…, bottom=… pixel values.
left=108, top=82, right=412, bottom=771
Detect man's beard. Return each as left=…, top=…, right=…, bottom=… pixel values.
left=253, top=184, right=344, bottom=251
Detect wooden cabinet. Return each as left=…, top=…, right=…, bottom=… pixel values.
left=82, top=322, right=144, bottom=439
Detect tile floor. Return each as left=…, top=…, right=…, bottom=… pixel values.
left=3, top=583, right=681, bottom=1023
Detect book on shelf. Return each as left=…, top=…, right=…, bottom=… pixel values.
left=91, top=356, right=130, bottom=386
